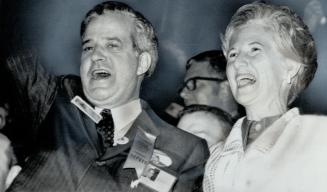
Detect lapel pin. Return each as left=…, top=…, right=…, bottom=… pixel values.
left=151, top=149, right=172, bottom=167
left=116, top=136, right=129, bottom=145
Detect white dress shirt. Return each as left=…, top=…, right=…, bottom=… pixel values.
left=95, top=99, right=142, bottom=144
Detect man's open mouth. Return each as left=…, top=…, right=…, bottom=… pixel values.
left=236, top=73, right=256, bottom=88
left=91, top=69, right=111, bottom=80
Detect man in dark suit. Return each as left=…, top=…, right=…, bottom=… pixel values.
left=2, top=1, right=209, bottom=191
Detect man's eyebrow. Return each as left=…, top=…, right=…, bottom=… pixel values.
left=104, top=37, right=122, bottom=43
left=82, top=39, right=90, bottom=46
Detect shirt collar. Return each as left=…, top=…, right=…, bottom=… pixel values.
left=222, top=108, right=300, bottom=155
left=241, top=114, right=282, bottom=147
left=95, top=99, right=142, bottom=138
left=251, top=108, right=299, bottom=152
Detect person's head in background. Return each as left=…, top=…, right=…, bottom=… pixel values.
left=177, top=105, right=233, bottom=149
left=180, top=50, right=240, bottom=119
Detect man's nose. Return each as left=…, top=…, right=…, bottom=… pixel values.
left=91, top=46, right=105, bottom=63
left=179, top=87, right=189, bottom=99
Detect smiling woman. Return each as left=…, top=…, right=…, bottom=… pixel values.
left=203, top=2, right=327, bottom=192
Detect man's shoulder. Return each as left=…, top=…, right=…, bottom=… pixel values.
left=57, top=75, right=84, bottom=99
left=143, top=101, right=205, bottom=143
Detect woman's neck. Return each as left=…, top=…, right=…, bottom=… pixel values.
left=245, top=99, right=287, bottom=121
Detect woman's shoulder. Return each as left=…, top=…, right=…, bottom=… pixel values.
left=288, top=113, right=327, bottom=135
left=298, top=113, right=327, bottom=126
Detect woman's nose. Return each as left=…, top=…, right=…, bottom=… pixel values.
left=231, top=53, right=249, bottom=69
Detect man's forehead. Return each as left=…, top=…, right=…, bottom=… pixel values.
left=83, top=11, right=134, bottom=38
left=185, top=60, right=216, bottom=80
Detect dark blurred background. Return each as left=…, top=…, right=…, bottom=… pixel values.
left=0, top=0, right=326, bottom=121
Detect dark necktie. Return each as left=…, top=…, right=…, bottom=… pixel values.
left=96, top=109, right=115, bottom=148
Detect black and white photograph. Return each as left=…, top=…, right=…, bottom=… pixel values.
left=0, top=0, right=327, bottom=191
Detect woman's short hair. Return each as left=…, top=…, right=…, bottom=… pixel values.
left=222, top=2, right=317, bottom=105
left=80, top=1, right=158, bottom=76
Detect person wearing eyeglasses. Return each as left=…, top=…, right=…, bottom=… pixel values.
left=176, top=50, right=240, bottom=191
left=179, top=50, right=240, bottom=121
left=177, top=50, right=242, bottom=149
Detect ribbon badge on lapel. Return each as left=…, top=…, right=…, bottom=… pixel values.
left=123, top=128, right=157, bottom=172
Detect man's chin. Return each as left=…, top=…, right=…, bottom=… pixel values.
left=84, top=91, right=114, bottom=106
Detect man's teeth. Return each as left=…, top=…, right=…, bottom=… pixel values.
left=92, top=70, right=111, bottom=79
left=97, top=72, right=110, bottom=78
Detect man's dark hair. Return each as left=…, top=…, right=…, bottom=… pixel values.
left=80, top=1, right=158, bottom=76
left=186, top=50, right=227, bottom=80
left=178, top=104, right=234, bottom=125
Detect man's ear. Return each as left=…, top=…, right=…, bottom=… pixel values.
left=137, top=52, right=151, bottom=75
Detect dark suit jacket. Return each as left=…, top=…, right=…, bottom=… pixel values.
left=6, top=52, right=209, bottom=192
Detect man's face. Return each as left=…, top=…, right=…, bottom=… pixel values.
left=177, top=111, right=229, bottom=147
left=180, top=60, right=222, bottom=106
left=225, top=21, right=289, bottom=107
left=80, top=12, right=141, bottom=108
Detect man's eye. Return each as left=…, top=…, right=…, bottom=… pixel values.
left=106, top=42, right=120, bottom=49
left=186, top=79, right=196, bottom=90
left=83, top=46, right=93, bottom=52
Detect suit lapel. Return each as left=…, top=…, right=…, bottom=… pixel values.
left=79, top=108, right=103, bottom=156
left=96, top=107, right=160, bottom=161
left=133, top=109, right=160, bottom=138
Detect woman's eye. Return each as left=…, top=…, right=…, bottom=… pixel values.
left=227, top=51, right=238, bottom=62
left=249, top=47, right=261, bottom=56
left=251, top=47, right=260, bottom=52
left=228, top=52, right=237, bottom=59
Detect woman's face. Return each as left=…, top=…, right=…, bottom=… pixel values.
left=225, top=21, right=290, bottom=108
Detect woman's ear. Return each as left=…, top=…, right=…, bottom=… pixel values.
left=285, top=58, right=302, bottom=83
left=137, top=52, right=151, bottom=75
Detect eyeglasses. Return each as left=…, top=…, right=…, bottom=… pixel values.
left=179, top=77, right=225, bottom=93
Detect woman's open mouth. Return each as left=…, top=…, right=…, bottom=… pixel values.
left=236, top=73, right=256, bottom=88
